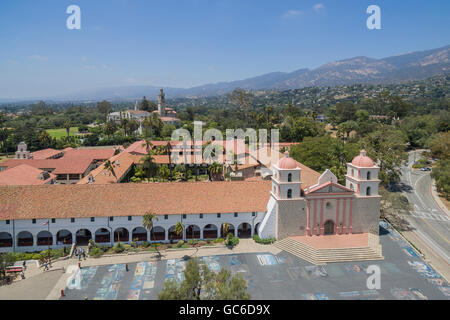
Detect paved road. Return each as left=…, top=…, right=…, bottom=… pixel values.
left=400, top=150, right=450, bottom=275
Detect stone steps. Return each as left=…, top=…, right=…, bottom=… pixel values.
left=275, top=237, right=384, bottom=265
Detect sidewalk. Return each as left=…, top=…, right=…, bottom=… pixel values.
left=430, top=179, right=450, bottom=217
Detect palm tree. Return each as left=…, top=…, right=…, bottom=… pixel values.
left=142, top=139, right=153, bottom=154
left=63, top=120, right=71, bottom=137
left=141, top=152, right=158, bottom=182
left=174, top=221, right=184, bottom=241
left=166, top=141, right=173, bottom=181
left=222, top=223, right=230, bottom=238
left=104, top=160, right=117, bottom=182
left=208, top=162, right=223, bottom=181
left=142, top=212, right=160, bottom=258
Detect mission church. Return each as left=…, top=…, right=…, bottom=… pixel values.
left=0, top=150, right=383, bottom=264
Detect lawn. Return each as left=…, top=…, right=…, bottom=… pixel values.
left=46, top=127, right=79, bottom=139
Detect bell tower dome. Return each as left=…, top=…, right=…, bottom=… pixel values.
left=271, top=151, right=302, bottom=200
left=346, top=150, right=380, bottom=197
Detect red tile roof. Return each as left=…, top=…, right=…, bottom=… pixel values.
left=30, top=148, right=63, bottom=159
left=0, top=181, right=272, bottom=220
left=62, top=148, right=116, bottom=160
left=0, top=164, right=56, bottom=185
left=0, top=158, right=94, bottom=175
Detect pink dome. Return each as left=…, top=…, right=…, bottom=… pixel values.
left=351, top=150, right=374, bottom=167
left=278, top=151, right=297, bottom=169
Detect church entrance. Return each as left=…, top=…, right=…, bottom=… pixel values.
left=324, top=220, right=335, bottom=235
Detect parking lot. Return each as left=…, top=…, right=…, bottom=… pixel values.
left=60, top=222, right=449, bottom=300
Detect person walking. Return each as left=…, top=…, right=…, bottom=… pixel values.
left=43, top=262, right=48, bottom=272
left=22, top=260, right=26, bottom=271
left=125, top=264, right=129, bottom=272
left=21, top=270, right=25, bottom=279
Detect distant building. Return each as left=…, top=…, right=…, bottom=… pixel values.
left=15, top=142, right=31, bottom=159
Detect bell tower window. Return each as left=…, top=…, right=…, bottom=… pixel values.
left=288, top=173, right=292, bottom=182
left=287, top=189, right=292, bottom=199
left=367, top=171, right=371, bottom=180
left=366, top=187, right=371, bottom=196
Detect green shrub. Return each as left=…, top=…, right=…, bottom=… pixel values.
left=176, top=240, right=185, bottom=248
left=187, top=239, right=198, bottom=246
left=213, top=238, right=224, bottom=243
left=113, top=242, right=125, bottom=253
left=32, top=254, right=42, bottom=261
left=253, top=235, right=276, bottom=244
left=225, top=234, right=239, bottom=247
left=91, top=247, right=103, bottom=258
left=141, top=241, right=150, bottom=248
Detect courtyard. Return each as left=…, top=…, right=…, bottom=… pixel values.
left=58, top=222, right=449, bottom=300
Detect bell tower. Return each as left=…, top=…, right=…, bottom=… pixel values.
left=346, top=150, right=380, bottom=197
left=271, top=152, right=302, bottom=200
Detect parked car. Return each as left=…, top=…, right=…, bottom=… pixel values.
left=420, top=167, right=431, bottom=171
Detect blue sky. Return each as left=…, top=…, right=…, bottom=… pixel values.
left=0, top=0, right=449, bottom=99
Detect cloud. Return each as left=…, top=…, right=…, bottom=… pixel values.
left=313, top=3, right=325, bottom=13
left=29, top=55, right=48, bottom=62
left=81, top=57, right=87, bottom=62
left=283, top=10, right=302, bottom=19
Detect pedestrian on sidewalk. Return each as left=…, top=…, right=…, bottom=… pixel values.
left=21, top=270, right=25, bottom=279
left=43, top=262, right=48, bottom=272
left=125, top=264, right=129, bottom=272
left=22, top=260, right=26, bottom=271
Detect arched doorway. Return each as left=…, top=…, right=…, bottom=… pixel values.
left=114, top=228, right=129, bottom=242
left=254, top=223, right=261, bottom=236
left=75, top=229, right=92, bottom=245
left=56, top=230, right=72, bottom=245
left=221, top=223, right=235, bottom=238
left=168, top=226, right=183, bottom=240
left=37, top=231, right=53, bottom=246
left=203, top=224, right=218, bottom=239
left=238, top=223, right=252, bottom=238
left=17, top=231, right=33, bottom=247
left=95, top=228, right=111, bottom=243
left=324, top=220, right=335, bottom=235
left=186, top=225, right=201, bottom=239
left=132, top=227, right=148, bottom=242
left=0, top=232, right=13, bottom=248
left=150, top=226, right=165, bottom=241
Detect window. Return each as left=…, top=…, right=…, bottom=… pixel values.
left=366, top=187, right=371, bottom=196
left=252, top=212, right=256, bottom=217
left=91, top=217, right=95, bottom=222
left=287, top=189, right=292, bottom=199
left=51, top=218, right=56, bottom=223
left=6, top=220, right=10, bottom=225
left=182, top=214, right=187, bottom=219
left=234, top=212, right=238, bottom=218
left=109, top=217, right=114, bottom=222
left=367, top=171, right=371, bottom=180
left=326, top=202, right=332, bottom=209
left=164, top=215, right=168, bottom=220
left=217, top=213, right=221, bottom=218
left=288, top=173, right=292, bottom=182
left=32, top=219, right=36, bottom=224
left=200, top=214, right=203, bottom=219
left=71, top=218, right=75, bottom=223
left=128, top=216, right=132, bottom=221
left=351, top=169, right=355, bottom=177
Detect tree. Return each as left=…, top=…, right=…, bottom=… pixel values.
left=208, top=162, right=223, bottom=181
left=338, top=120, right=358, bottom=143
left=97, top=100, right=112, bottom=122
left=431, top=159, right=450, bottom=200
left=141, top=153, right=158, bottom=181
left=39, top=131, right=52, bottom=148
left=0, top=128, right=9, bottom=155
left=158, top=165, right=170, bottom=182
left=0, top=252, right=15, bottom=280
left=142, top=139, right=153, bottom=154
left=142, top=211, right=161, bottom=257
left=175, top=221, right=184, bottom=241
left=63, top=120, right=71, bottom=137
left=158, top=258, right=250, bottom=300
left=104, top=121, right=117, bottom=138
left=228, top=89, right=253, bottom=120
left=360, top=126, right=408, bottom=186
left=335, top=101, right=358, bottom=123
left=104, top=160, right=117, bottom=182
left=430, top=131, right=450, bottom=160
left=140, top=96, right=149, bottom=112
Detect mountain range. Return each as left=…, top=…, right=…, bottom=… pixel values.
left=4, top=45, right=449, bottom=103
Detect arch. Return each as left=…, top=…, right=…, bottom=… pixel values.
left=75, top=229, right=92, bottom=245
left=17, top=231, right=33, bottom=247
left=203, top=224, right=218, bottom=239
left=132, top=227, right=148, bottom=242
left=254, top=223, right=261, bottom=236
left=186, top=225, right=201, bottom=239
left=288, top=173, right=292, bottom=182
left=0, top=232, right=13, bottom=248
left=324, top=220, right=335, bottom=235
left=56, top=230, right=72, bottom=245
left=168, top=225, right=183, bottom=240
left=95, top=228, right=111, bottom=243
left=238, top=223, right=252, bottom=238
left=287, top=189, right=292, bottom=199
left=150, top=226, right=165, bottom=241
left=37, top=230, right=53, bottom=246
left=114, top=227, right=129, bottom=242
left=221, top=223, right=235, bottom=238
left=367, top=171, right=371, bottom=180
left=366, top=186, right=371, bottom=196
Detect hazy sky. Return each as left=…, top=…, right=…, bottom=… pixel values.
left=0, top=0, right=449, bottom=99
